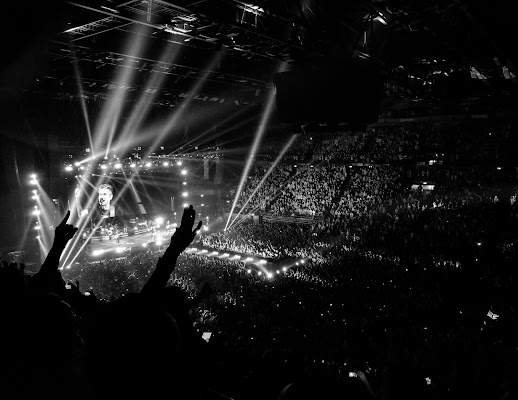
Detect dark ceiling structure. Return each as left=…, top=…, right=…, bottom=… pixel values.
left=7, top=0, right=518, bottom=112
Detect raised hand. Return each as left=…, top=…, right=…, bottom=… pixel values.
left=166, top=205, right=202, bottom=256
left=53, top=210, right=78, bottom=249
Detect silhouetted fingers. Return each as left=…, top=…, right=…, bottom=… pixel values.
left=58, top=210, right=71, bottom=227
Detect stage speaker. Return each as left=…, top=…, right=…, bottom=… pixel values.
left=253, top=215, right=263, bottom=225
left=273, top=60, right=384, bottom=125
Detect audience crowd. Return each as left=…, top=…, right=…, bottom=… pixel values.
left=2, top=122, right=518, bottom=399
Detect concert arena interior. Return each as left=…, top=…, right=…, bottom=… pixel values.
left=1, top=1, right=518, bottom=399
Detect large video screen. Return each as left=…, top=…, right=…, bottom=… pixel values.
left=72, top=174, right=184, bottom=221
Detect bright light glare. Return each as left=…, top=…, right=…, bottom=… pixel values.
left=267, top=272, right=273, bottom=278
left=130, top=163, right=136, bottom=168
left=176, top=161, right=182, bottom=166
left=31, top=195, right=38, bottom=200
left=183, top=203, right=188, bottom=208
left=181, top=169, right=187, bottom=175
left=258, top=271, right=262, bottom=276
left=163, top=162, right=169, bottom=166
left=282, top=267, right=287, bottom=272
left=146, top=162, right=152, bottom=167
left=116, top=247, right=125, bottom=253
left=155, top=217, right=164, bottom=225
left=114, top=163, right=122, bottom=169
left=30, top=174, right=36, bottom=179
left=74, top=162, right=81, bottom=167
left=203, top=225, right=209, bottom=231
left=36, top=235, right=40, bottom=239
left=30, top=179, right=38, bottom=185
left=182, top=182, right=187, bottom=185
left=301, top=260, right=305, bottom=264
left=100, top=165, right=107, bottom=170
left=34, top=226, right=41, bottom=230
left=65, top=165, right=73, bottom=172
left=182, top=192, right=188, bottom=197
left=156, top=241, right=163, bottom=246
left=143, top=243, right=148, bottom=247
left=92, top=250, right=103, bottom=256
left=32, top=210, right=41, bottom=216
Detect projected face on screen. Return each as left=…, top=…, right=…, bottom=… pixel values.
left=98, top=184, right=113, bottom=217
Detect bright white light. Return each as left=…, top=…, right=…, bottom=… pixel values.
left=116, top=247, right=125, bottom=253
left=30, top=179, right=38, bottom=185
left=32, top=209, right=41, bottom=216
left=114, top=163, right=122, bottom=169
left=30, top=174, right=36, bottom=179
left=146, top=162, right=152, bottom=167
left=130, top=163, right=136, bottom=168
left=245, top=257, right=253, bottom=261
left=79, top=166, right=85, bottom=170
left=301, top=260, right=305, bottom=264
left=36, top=235, right=40, bottom=239
left=142, top=243, right=148, bottom=247
left=258, top=271, right=262, bottom=276
left=182, top=192, right=188, bottom=197
left=183, top=181, right=187, bottom=185
left=497, top=167, right=502, bottom=170
left=92, top=250, right=103, bottom=256
left=296, top=262, right=299, bottom=266
left=258, top=259, right=267, bottom=264
left=163, top=162, right=169, bottom=167
left=176, top=161, right=182, bottom=166
left=74, top=162, right=80, bottom=167
left=183, top=203, right=188, bottom=208
left=100, top=165, right=107, bottom=170
left=65, top=165, right=73, bottom=172
left=267, top=273, right=273, bottom=278
left=181, top=169, right=187, bottom=175
left=477, top=242, right=482, bottom=246
left=155, top=217, right=164, bottom=225
left=247, top=269, right=252, bottom=273
left=203, top=226, right=209, bottom=231
left=156, top=241, right=163, bottom=246
left=34, top=226, right=41, bottom=230
left=31, top=195, right=38, bottom=200
left=32, top=190, right=37, bottom=194
left=276, top=270, right=280, bottom=274
left=172, top=223, right=178, bottom=227
left=282, top=267, right=287, bottom=272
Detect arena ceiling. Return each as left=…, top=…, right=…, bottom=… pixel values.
left=6, top=0, right=518, bottom=111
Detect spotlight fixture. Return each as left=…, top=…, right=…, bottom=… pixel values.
left=182, top=192, right=188, bottom=197
left=181, top=169, right=187, bottom=175
left=65, top=165, right=73, bottom=172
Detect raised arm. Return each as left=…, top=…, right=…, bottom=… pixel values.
left=32, top=210, right=78, bottom=293
left=141, top=205, right=201, bottom=295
